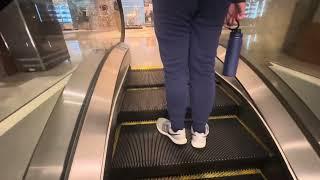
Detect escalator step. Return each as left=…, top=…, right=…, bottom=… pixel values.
left=144, top=169, right=265, bottom=180
left=127, top=69, right=165, bottom=88
left=111, top=118, right=268, bottom=179
left=127, top=69, right=220, bottom=88
left=119, top=86, right=238, bottom=122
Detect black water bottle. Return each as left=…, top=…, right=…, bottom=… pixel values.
left=223, top=21, right=243, bottom=77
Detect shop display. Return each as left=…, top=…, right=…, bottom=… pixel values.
left=0, top=33, right=17, bottom=77
left=0, top=0, right=70, bottom=72
left=122, top=0, right=144, bottom=28
left=246, top=0, right=266, bottom=19
left=88, top=0, right=119, bottom=31
left=52, top=2, right=73, bottom=29
left=144, top=0, right=153, bottom=26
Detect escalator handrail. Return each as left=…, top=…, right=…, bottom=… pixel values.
left=23, top=49, right=111, bottom=180
left=66, top=43, right=130, bottom=180
left=117, top=0, right=125, bottom=42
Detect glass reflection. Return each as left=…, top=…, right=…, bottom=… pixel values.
left=245, top=0, right=267, bottom=19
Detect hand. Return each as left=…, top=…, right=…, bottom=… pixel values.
left=225, top=2, right=246, bottom=26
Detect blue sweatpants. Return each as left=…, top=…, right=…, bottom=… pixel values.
left=153, top=0, right=230, bottom=133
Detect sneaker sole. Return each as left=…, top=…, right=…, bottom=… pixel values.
left=156, top=122, right=187, bottom=145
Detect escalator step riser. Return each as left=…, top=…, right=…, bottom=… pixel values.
left=111, top=119, right=268, bottom=178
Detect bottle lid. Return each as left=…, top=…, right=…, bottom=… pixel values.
left=232, top=28, right=242, bottom=33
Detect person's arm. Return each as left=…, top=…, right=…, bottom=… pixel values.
left=226, top=1, right=246, bottom=26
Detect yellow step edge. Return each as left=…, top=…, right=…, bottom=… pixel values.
left=120, top=120, right=157, bottom=126
left=131, top=66, right=163, bottom=71
left=151, top=168, right=266, bottom=180
left=208, top=115, right=237, bottom=120
left=119, top=115, right=237, bottom=126
left=127, top=87, right=163, bottom=91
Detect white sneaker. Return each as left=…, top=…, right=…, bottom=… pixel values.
left=191, top=124, right=209, bottom=149
left=156, top=118, right=187, bottom=145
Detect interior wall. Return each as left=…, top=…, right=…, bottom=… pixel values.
left=313, top=4, right=320, bottom=23
left=283, top=0, right=320, bottom=65
left=219, top=0, right=300, bottom=55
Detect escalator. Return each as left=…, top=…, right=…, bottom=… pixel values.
left=106, top=68, right=291, bottom=179
left=1, top=0, right=319, bottom=178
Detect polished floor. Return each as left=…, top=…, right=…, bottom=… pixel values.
left=125, top=28, right=162, bottom=68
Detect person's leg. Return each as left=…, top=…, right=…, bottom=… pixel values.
left=153, top=0, right=195, bottom=131
left=189, top=0, right=229, bottom=135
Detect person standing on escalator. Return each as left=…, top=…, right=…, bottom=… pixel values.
left=155, top=0, right=246, bottom=148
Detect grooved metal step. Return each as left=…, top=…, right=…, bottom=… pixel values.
left=111, top=118, right=269, bottom=179
left=127, top=69, right=220, bottom=88
left=118, top=86, right=238, bottom=122
left=127, top=69, right=165, bottom=88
